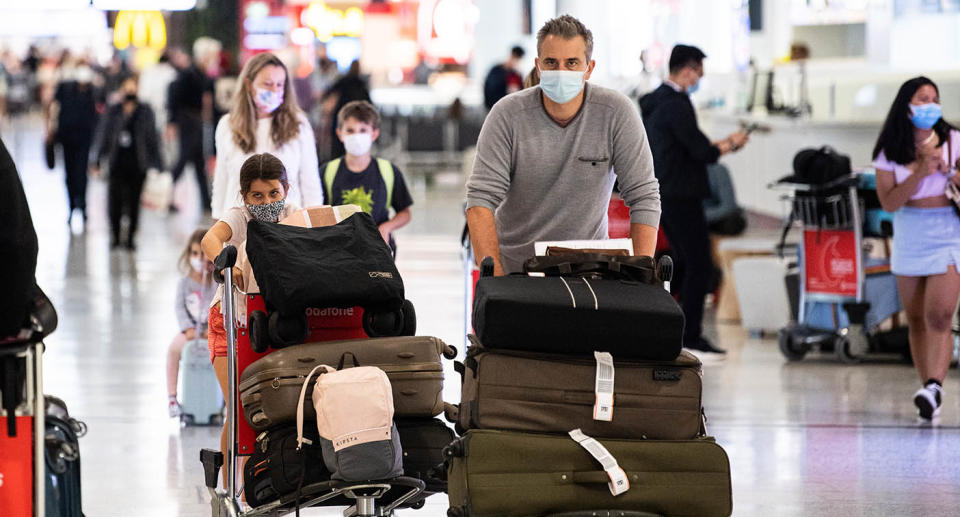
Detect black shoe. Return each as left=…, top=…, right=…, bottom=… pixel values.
left=168, top=204, right=179, bottom=213
left=125, top=240, right=137, bottom=251
left=685, top=337, right=727, bottom=355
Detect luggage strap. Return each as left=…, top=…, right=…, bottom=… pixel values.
left=324, top=158, right=395, bottom=210
left=568, top=429, right=630, bottom=496
left=295, top=363, right=334, bottom=450
left=559, top=277, right=598, bottom=310
left=593, top=352, right=614, bottom=422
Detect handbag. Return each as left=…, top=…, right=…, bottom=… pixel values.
left=140, top=169, right=173, bottom=211
left=944, top=133, right=960, bottom=217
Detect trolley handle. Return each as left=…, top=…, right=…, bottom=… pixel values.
left=213, top=245, right=238, bottom=284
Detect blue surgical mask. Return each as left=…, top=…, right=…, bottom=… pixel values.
left=538, top=69, right=586, bottom=104
left=687, top=81, right=700, bottom=95
left=910, top=103, right=942, bottom=130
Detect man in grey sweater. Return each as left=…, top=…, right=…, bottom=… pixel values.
left=466, top=15, right=661, bottom=274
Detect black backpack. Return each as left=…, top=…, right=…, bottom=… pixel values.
left=243, top=426, right=329, bottom=508
left=789, top=146, right=852, bottom=185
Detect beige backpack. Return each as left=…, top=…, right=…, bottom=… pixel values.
left=295, top=364, right=403, bottom=481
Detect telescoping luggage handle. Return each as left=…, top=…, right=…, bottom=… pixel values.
left=568, top=429, right=630, bottom=496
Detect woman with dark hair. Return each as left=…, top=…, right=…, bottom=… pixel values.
left=873, top=76, right=960, bottom=420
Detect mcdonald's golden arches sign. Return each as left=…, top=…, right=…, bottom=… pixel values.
left=114, top=10, right=167, bottom=51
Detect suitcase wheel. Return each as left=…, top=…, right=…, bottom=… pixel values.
left=442, top=439, right=464, bottom=459
left=268, top=311, right=309, bottom=348
left=249, top=310, right=271, bottom=353
left=362, top=308, right=404, bottom=337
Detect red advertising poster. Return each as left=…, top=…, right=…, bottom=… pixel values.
left=804, top=229, right=859, bottom=297
left=0, top=417, right=34, bottom=517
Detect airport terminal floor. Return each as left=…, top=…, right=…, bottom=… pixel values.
left=6, top=118, right=960, bottom=517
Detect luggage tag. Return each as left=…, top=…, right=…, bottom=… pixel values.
left=568, top=429, right=630, bottom=496
left=593, top=351, right=614, bottom=421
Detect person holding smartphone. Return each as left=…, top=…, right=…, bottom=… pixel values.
left=873, top=76, right=960, bottom=420
left=639, top=44, right=749, bottom=358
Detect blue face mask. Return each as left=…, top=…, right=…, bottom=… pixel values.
left=539, top=69, right=586, bottom=104
left=687, top=81, right=700, bottom=95
left=910, top=103, right=942, bottom=130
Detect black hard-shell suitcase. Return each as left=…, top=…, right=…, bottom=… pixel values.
left=45, top=396, right=86, bottom=517
left=472, top=275, right=684, bottom=360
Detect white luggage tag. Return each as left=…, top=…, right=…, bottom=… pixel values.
left=593, top=351, right=615, bottom=421
left=568, top=429, right=630, bottom=496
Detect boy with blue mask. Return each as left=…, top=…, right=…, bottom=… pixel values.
left=467, top=15, right=662, bottom=277
left=320, top=101, right=413, bottom=257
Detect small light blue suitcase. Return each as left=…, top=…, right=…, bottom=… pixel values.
left=179, top=337, right=223, bottom=426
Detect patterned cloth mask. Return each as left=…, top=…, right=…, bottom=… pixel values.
left=246, top=199, right=285, bottom=222
left=254, top=88, right=284, bottom=114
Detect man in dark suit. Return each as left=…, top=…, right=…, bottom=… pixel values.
left=639, top=45, right=749, bottom=356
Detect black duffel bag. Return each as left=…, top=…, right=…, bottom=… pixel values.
left=246, top=213, right=404, bottom=315
left=787, top=146, right=852, bottom=185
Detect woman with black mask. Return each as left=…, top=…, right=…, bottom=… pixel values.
left=92, top=75, right=162, bottom=250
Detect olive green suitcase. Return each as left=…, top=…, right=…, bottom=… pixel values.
left=445, top=429, right=731, bottom=517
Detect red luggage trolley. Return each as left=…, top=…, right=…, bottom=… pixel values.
left=201, top=246, right=425, bottom=517
left=0, top=296, right=56, bottom=517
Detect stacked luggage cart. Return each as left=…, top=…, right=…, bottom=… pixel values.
left=0, top=292, right=87, bottom=517
left=201, top=212, right=457, bottom=517
left=771, top=171, right=907, bottom=362
left=444, top=254, right=733, bottom=516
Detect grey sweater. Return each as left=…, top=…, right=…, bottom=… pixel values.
left=466, top=83, right=661, bottom=273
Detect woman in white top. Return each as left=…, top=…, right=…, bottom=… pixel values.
left=211, top=52, right=324, bottom=218
left=873, top=76, right=960, bottom=420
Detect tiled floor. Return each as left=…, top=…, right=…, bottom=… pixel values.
left=7, top=117, right=960, bottom=516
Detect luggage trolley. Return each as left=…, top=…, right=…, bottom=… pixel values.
left=0, top=292, right=57, bottom=517
left=201, top=246, right=425, bottom=517
left=771, top=173, right=906, bottom=363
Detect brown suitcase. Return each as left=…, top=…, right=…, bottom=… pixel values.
left=239, top=336, right=456, bottom=430
left=454, top=336, right=702, bottom=440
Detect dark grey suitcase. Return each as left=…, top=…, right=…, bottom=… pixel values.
left=455, top=337, right=703, bottom=440
left=240, top=336, right=456, bottom=430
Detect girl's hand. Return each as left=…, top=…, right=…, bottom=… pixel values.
left=184, top=328, right=196, bottom=340
left=231, top=266, right=244, bottom=290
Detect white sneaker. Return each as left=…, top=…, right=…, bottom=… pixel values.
left=914, top=384, right=942, bottom=420
left=168, top=398, right=183, bottom=418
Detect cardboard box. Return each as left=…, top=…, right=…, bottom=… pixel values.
left=280, top=204, right=362, bottom=228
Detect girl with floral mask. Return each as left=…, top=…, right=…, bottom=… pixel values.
left=210, top=52, right=324, bottom=219
left=200, top=153, right=299, bottom=477
left=166, top=229, right=216, bottom=419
